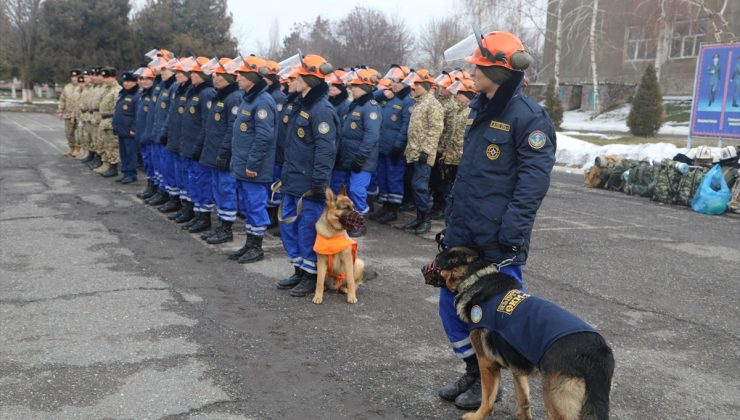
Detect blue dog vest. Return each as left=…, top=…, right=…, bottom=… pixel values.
left=468, top=290, right=596, bottom=366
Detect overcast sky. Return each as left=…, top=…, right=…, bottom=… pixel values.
left=228, top=0, right=456, bottom=58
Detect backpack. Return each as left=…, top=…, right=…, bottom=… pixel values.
left=675, top=166, right=708, bottom=206
left=624, top=161, right=658, bottom=197
left=651, top=159, right=683, bottom=204
left=584, top=155, right=620, bottom=189
left=605, top=159, right=638, bottom=192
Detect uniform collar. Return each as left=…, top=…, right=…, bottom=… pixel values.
left=214, top=82, right=238, bottom=100
left=175, top=79, right=191, bottom=95
left=244, top=78, right=268, bottom=102
left=300, top=81, right=328, bottom=108
left=396, top=86, right=411, bottom=99
left=352, top=91, right=372, bottom=106
left=469, top=70, right=524, bottom=119
left=329, top=90, right=348, bottom=107
left=161, top=76, right=175, bottom=89
left=287, top=92, right=300, bottom=103
left=191, top=80, right=212, bottom=94
left=121, top=85, right=139, bottom=95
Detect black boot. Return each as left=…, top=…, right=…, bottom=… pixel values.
left=277, top=266, right=304, bottom=289
left=146, top=189, right=169, bottom=206
left=182, top=210, right=201, bottom=230
left=174, top=201, right=195, bottom=223
left=206, top=221, right=233, bottom=244
left=369, top=203, right=388, bottom=221
left=238, top=234, right=264, bottom=264
left=439, top=355, right=479, bottom=402
left=454, top=378, right=482, bottom=410
left=168, top=200, right=185, bottom=220
left=200, top=225, right=220, bottom=241
left=399, top=200, right=416, bottom=212
left=376, top=204, right=399, bottom=224
left=86, top=153, right=101, bottom=169
left=81, top=151, right=95, bottom=163
left=414, top=212, right=431, bottom=235
left=187, top=212, right=211, bottom=233
left=158, top=196, right=182, bottom=213
left=348, top=224, right=367, bottom=238
left=101, top=163, right=118, bottom=178
left=290, top=271, right=317, bottom=297
left=429, top=203, right=446, bottom=220
left=138, top=180, right=156, bottom=199
left=228, top=235, right=252, bottom=260
left=267, top=206, right=279, bottom=228
left=402, top=210, right=423, bottom=231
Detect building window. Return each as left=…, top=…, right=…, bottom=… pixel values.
left=670, top=19, right=708, bottom=59
left=625, top=26, right=656, bottom=61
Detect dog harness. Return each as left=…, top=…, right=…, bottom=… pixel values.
left=468, top=289, right=597, bottom=366
left=313, top=232, right=358, bottom=290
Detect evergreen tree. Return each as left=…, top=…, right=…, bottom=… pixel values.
left=544, top=78, right=563, bottom=130
left=628, top=64, right=664, bottom=137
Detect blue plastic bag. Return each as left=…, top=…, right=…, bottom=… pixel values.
left=691, top=164, right=730, bottom=215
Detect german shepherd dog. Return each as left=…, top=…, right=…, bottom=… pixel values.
left=313, top=186, right=374, bottom=304
left=435, top=247, right=614, bottom=420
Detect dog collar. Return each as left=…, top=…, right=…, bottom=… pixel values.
left=457, top=258, right=515, bottom=294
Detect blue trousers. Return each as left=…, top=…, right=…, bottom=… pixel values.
left=151, top=144, right=163, bottom=187
left=178, top=157, right=192, bottom=202
left=410, top=162, right=432, bottom=212
left=280, top=193, right=324, bottom=274
left=161, top=149, right=179, bottom=197
left=237, top=180, right=270, bottom=236
left=211, top=168, right=237, bottom=222
left=377, top=154, right=405, bottom=204
left=117, top=136, right=137, bottom=179
left=269, top=164, right=282, bottom=208
left=330, top=170, right=372, bottom=214
left=141, top=144, right=155, bottom=181
left=187, top=161, right=214, bottom=213
left=439, top=265, right=524, bottom=358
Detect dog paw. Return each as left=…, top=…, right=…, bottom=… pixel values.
left=346, top=294, right=357, bottom=304
left=461, top=413, right=477, bottom=420
left=312, top=294, right=324, bottom=304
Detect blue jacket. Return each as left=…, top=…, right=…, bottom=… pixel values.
left=379, top=86, right=414, bottom=155
left=112, top=85, right=139, bottom=139
left=329, top=90, right=351, bottom=122
left=268, top=82, right=287, bottom=113
left=444, top=72, right=556, bottom=265
left=165, top=80, right=192, bottom=154
left=337, top=92, right=381, bottom=172
left=134, top=86, right=153, bottom=144
left=230, top=79, right=278, bottom=183
left=468, top=290, right=596, bottom=366
left=199, top=82, right=241, bottom=169
left=276, top=92, right=300, bottom=165
left=179, top=80, right=216, bottom=160
left=281, top=82, right=338, bottom=197
left=140, top=77, right=162, bottom=144
left=152, top=76, right=176, bottom=145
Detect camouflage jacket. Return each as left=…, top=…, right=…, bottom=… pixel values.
left=77, top=84, right=95, bottom=122
left=405, top=92, right=444, bottom=166
left=57, top=83, right=80, bottom=119
left=443, top=102, right=468, bottom=166
left=97, top=83, right=121, bottom=130
left=90, top=83, right=108, bottom=125
left=437, top=95, right=459, bottom=155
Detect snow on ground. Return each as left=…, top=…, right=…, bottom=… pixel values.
left=561, top=104, right=689, bottom=136
left=556, top=132, right=689, bottom=169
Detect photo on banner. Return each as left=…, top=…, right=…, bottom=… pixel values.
left=690, top=43, right=740, bottom=138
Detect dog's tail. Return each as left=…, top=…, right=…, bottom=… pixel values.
left=580, top=345, right=615, bottom=420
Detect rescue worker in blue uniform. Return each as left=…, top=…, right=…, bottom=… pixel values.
left=227, top=55, right=278, bottom=264
left=197, top=58, right=242, bottom=244
left=264, top=60, right=288, bottom=225
left=327, top=69, right=351, bottom=121
left=437, top=31, right=555, bottom=410
left=272, top=67, right=301, bottom=225
left=178, top=57, right=217, bottom=231
left=147, top=59, right=177, bottom=207
left=373, top=65, right=414, bottom=224
left=274, top=53, right=338, bottom=297
left=134, top=68, right=158, bottom=199
left=160, top=59, right=193, bottom=215
left=143, top=70, right=167, bottom=204
left=330, top=69, right=382, bottom=237
left=112, top=71, right=139, bottom=184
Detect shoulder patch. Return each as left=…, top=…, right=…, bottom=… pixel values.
left=470, top=305, right=483, bottom=323
left=527, top=130, right=548, bottom=151
left=489, top=121, right=510, bottom=132
left=369, top=112, right=378, bottom=120
left=257, top=109, right=268, bottom=120
left=277, top=103, right=283, bottom=112
left=231, top=106, right=238, bottom=115
left=370, top=99, right=378, bottom=105
left=318, top=122, right=331, bottom=135
left=206, top=101, right=212, bottom=109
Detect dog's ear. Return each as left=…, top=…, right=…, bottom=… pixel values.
left=339, top=183, right=348, bottom=197
left=325, top=187, right=336, bottom=204
left=435, top=247, right=480, bottom=269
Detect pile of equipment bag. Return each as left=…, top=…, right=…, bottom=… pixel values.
left=583, top=145, right=740, bottom=214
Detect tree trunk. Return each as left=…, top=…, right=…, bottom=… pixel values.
left=589, top=0, right=600, bottom=117
left=554, top=0, right=562, bottom=93
left=654, top=0, right=670, bottom=81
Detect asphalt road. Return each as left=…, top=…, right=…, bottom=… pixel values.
left=1, top=111, right=739, bottom=420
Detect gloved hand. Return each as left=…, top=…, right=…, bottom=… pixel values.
left=160, top=135, right=168, bottom=146
left=215, top=153, right=231, bottom=171
left=305, top=187, right=326, bottom=203
left=419, top=152, right=429, bottom=166
left=192, top=148, right=201, bottom=162
left=351, top=156, right=366, bottom=173
left=389, top=147, right=403, bottom=164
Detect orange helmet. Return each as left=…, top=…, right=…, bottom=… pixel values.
left=277, top=65, right=299, bottom=84
left=134, top=67, right=156, bottom=79
left=170, top=57, right=189, bottom=72
left=227, top=55, right=268, bottom=75
left=434, top=72, right=457, bottom=88
left=382, top=65, right=410, bottom=82
left=448, top=69, right=471, bottom=80
left=343, top=69, right=377, bottom=87
left=402, top=69, right=435, bottom=86
left=264, top=60, right=280, bottom=75
left=297, top=54, right=334, bottom=79
left=447, top=78, right=476, bottom=95
left=377, top=78, right=392, bottom=90
left=180, top=56, right=210, bottom=73
left=465, top=31, right=532, bottom=71
left=325, top=69, right=347, bottom=86
left=211, top=57, right=235, bottom=75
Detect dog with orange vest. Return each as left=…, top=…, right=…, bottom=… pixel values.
left=312, top=185, right=376, bottom=304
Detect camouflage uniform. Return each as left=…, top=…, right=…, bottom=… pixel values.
left=89, top=82, right=107, bottom=154
left=436, top=95, right=459, bottom=157
left=57, top=82, right=80, bottom=149
left=430, top=94, right=459, bottom=211
left=442, top=104, right=468, bottom=166
left=405, top=92, right=444, bottom=166
left=97, top=82, right=122, bottom=164
left=77, top=83, right=95, bottom=153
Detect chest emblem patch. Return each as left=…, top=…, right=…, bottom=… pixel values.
left=486, top=144, right=501, bottom=161
left=528, top=130, right=547, bottom=150
left=240, top=122, right=248, bottom=132
left=189, top=106, right=196, bottom=114
left=391, top=114, right=398, bottom=122
left=297, top=127, right=305, bottom=138
left=122, top=105, right=128, bottom=111
left=470, top=305, right=483, bottom=323
left=283, top=115, right=289, bottom=124
left=214, top=113, right=221, bottom=121
left=350, top=121, right=358, bottom=130
left=178, top=106, right=184, bottom=114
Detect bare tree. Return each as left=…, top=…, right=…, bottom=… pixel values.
left=266, top=18, right=281, bottom=59
left=589, top=0, right=600, bottom=116
left=420, top=16, right=466, bottom=70
left=2, top=0, right=43, bottom=103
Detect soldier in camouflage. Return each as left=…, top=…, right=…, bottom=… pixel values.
left=402, top=69, right=444, bottom=235
left=439, top=78, right=476, bottom=204
left=87, top=68, right=108, bottom=170
left=57, top=69, right=82, bottom=157
left=75, top=69, right=95, bottom=162
left=94, top=67, right=122, bottom=177
left=429, top=71, right=459, bottom=220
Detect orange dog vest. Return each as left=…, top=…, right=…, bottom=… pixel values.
left=313, top=232, right=358, bottom=290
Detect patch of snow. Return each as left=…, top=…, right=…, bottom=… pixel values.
left=561, top=104, right=689, bottom=136
left=556, top=132, right=689, bottom=169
